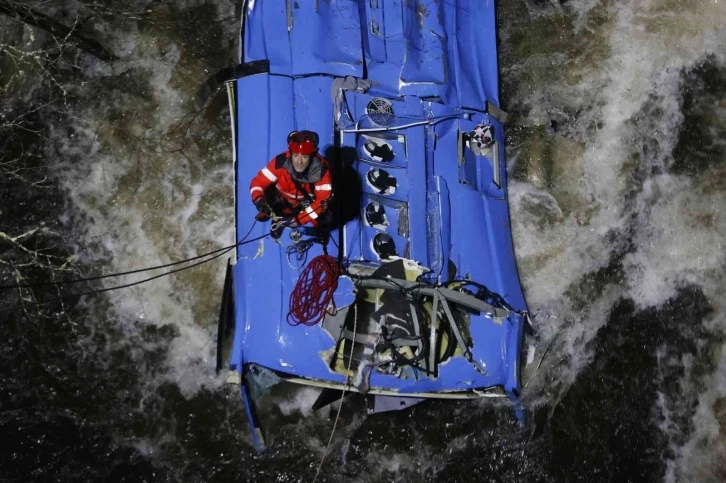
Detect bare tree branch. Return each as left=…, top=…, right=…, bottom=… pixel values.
left=0, top=1, right=118, bottom=62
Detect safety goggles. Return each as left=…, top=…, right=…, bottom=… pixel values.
left=287, top=130, right=319, bottom=146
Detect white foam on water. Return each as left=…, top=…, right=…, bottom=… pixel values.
left=624, top=175, right=726, bottom=309
left=346, top=420, right=483, bottom=482
left=39, top=0, right=726, bottom=472
left=509, top=0, right=726, bottom=477
left=276, top=387, right=326, bottom=418
left=52, top=2, right=237, bottom=401
left=522, top=1, right=717, bottom=332
left=603, top=1, right=726, bottom=478
left=665, top=343, right=726, bottom=483
left=569, top=0, right=601, bottom=33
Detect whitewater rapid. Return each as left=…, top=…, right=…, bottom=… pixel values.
left=4, top=0, right=724, bottom=480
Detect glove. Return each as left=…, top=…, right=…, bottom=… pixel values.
left=254, top=198, right=271, bottom=222
left=271, top=216, right=296, bottom=230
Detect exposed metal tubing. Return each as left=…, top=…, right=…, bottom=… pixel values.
left=493, top=141, right=501, bottom=187
left=408, top=303, right=424, bottom=357
left=341, top=113, right=472, bottom=135
left=283, top=376, right=508, bottom=399
left=352, top=276, right=510, bottom=318
left=438, top=291, right=488, bottom=375
left=428, top=293, right=439, bottom=376
left=286, top=0, right=293, bottom=31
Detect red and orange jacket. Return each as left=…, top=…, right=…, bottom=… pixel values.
left=249, top=152, right=332, bottom=227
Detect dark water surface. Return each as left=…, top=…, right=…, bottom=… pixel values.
left=1, top=1, right=725, bottom=482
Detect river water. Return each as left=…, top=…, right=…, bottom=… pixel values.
left=1, top=0, right=725, bottom=481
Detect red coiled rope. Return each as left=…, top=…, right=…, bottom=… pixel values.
left=287, top=255, right=340, bottom=326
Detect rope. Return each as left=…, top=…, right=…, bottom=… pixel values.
left=312, top=302, right=357, bottom=483
left=286, top=254, right=340, bottom=327
left=0, top=220, right=259, bottom=291
left=0, top=222, right=265, bottom=313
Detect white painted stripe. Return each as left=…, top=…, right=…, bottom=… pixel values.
left=261, top=167, right=277, bottom=182
left=315, top=184, right=332, bottom=191
left=305, top=206, right=319, bottom=219
left=250, top=187, right=263, bottom=195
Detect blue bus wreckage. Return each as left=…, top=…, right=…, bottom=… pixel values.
left=212, top=0, right=532, bottom=449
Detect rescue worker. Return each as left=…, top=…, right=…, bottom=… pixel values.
left=249, top=130, right=333, bottom=239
